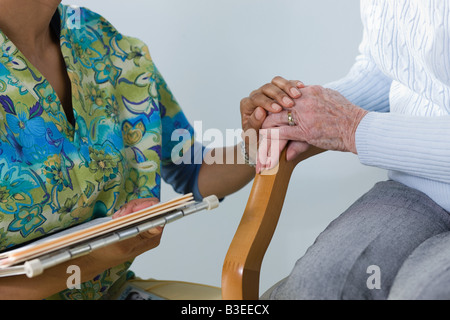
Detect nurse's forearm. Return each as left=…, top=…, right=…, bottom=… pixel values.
left=197, top=145, right=255, bottom=199
left=0, top=225, right=162, bottom=300
left=0, top=254, right=102, bottom=300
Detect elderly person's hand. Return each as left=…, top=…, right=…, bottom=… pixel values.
left=260, top=85, right=368, bottom=170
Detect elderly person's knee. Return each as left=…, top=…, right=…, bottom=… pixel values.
left=389, top=232, right=450, bottom=300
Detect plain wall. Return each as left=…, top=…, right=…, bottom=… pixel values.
left=62, top=0, right=387, bottom=294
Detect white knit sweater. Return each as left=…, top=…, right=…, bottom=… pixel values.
left=326, top=0, right=450, bottom=212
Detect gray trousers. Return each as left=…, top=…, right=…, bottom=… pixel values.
left=264, top=181, right=450, bottom=300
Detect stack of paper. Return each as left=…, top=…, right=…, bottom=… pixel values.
left=0, top=194, right=218, bottom=278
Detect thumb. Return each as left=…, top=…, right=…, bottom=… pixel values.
left=246, top=107, right=266, bottom=132
left=286, top=141, right=310, bottom=161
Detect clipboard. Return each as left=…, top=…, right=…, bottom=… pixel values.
left=0, top=194, right=219, bottom=278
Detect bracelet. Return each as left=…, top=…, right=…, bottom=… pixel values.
left=240, top=141, right=256, bottom=168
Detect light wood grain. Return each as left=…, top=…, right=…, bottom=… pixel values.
left=221, top=146, right=324, bottom=300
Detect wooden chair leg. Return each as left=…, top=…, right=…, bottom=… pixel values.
left=221, top=146, right=324, bottom=300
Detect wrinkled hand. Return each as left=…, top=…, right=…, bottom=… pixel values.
left=261, top=85, right=368, bottom=167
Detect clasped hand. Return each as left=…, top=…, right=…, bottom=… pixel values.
left=240, top=76, right=368, bottom=172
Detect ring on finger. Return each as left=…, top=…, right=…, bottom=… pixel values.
left=287, top=112, right=295, bottom=126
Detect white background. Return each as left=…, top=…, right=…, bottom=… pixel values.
left=63, top=0, right=387, bottom=295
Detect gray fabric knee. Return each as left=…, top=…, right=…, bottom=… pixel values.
left=268, top=181, right=450, bottom=300
left=389, top=232, right=450, bottom=300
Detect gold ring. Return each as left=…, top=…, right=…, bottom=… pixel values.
left=287, top=112, right=295, bottom=126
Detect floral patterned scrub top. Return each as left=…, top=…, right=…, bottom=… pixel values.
left=0, top=4, right=201, bottom=299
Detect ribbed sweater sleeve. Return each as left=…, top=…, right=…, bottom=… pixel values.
left=356, top=112, right=450, bottom=184
left=325, top=0, right=450, bottom=211
left=325, top=4, right=450, bottom=184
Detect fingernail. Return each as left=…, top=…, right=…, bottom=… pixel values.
left=148, top=226, right=163, bottom=236
left=290, top=88, right=301, bottom=97
left=117, top=207, right=124, bottom=213
left=113, top=207, right=124, bottom=218
left=271, top=103, right=282, bottom=112
left=255, top=108, right=264, bottom=120
left=297, top=81, right=304, bottom=87
left=283, top=97, right=293, bottom=107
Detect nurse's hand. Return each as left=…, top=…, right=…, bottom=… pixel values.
left=91, top=198, right=163, bottom=270
left=240, top=76, right=304, bottom=164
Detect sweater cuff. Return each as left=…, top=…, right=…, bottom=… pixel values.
left=354, top=111, right=375, bottom=166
